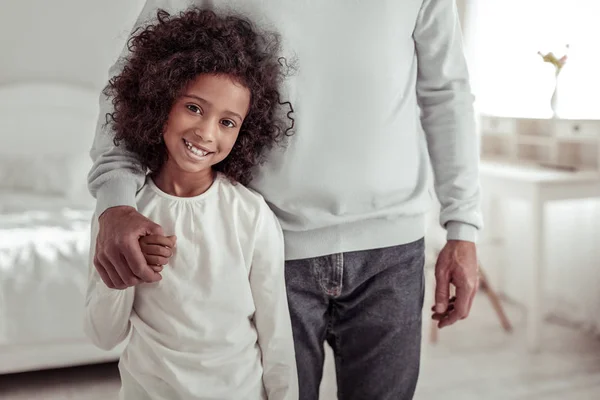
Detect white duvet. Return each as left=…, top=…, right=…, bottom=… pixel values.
left=0, top=192, right=94, bottom=346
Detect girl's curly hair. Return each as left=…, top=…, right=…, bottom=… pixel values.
left=104, top=8, right=294, bottom=185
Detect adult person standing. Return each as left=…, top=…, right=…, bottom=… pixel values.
left=88, top=1, right=482, bottom=398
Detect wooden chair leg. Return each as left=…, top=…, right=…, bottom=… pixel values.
left=479, top=265, right=513, bottom=332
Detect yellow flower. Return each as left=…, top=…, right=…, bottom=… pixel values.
left=538, top=47, right=568, bottom=75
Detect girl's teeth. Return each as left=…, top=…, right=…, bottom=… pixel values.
left=184, top=140, right=208, bottom=156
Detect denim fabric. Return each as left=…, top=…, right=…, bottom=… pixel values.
left=285, top=238, right=426, bottom=400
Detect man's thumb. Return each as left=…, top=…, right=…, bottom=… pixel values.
left=435, top=275, right=450, bottom=313
left=147, top=222, right=165, bottom=237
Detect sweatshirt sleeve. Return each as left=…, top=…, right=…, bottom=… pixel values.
left=413, top=0, right=483, bottom=242
left=83, top=216, right=135, bottom=351
left=88, top=0, right=198, bottom=217
left=249, top=203, right=299, bottom=400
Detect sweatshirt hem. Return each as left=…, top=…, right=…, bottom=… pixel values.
left=283, top=214, right=426, bottom=261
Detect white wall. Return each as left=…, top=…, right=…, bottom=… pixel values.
left=0, top=0, right=146, bottom=90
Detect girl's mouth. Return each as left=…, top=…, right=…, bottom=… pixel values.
left=183, top=138, right=213, bottom=159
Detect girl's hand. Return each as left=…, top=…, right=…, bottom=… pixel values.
left=95, top=206, right=166, bottom=289
left=139, top=234, right=177, bottom=272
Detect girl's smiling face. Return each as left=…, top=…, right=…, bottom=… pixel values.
left=162, top=73, right=251, bottom=175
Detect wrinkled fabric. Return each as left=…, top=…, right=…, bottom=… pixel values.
left=0, top=204, right=93, bottom=345
left=85, top=175, right=298, bottom=400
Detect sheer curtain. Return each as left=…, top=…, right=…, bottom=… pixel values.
left=459, top=0, right=600, bottom=336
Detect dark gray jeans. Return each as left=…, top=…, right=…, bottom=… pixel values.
left=285, top=238, right=425, bottom=400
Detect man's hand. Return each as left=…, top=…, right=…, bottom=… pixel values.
left=432, top=240, right=478, bottom=328
left=94, top=206, right=175, bottom=289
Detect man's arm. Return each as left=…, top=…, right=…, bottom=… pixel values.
left=414, top=0, right=483, bottom=241
left=414, top=0, right=482, bottom=327
left=249, top=203, right=299, bottom=400
left=89, top=0, right=190, bottom=216
left=88, top=0, right=192, bottom=288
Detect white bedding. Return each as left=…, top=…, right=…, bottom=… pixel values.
left=0, top=193, right=94, bottom=346
left=0, top=82, right=123, bottom=373
left=0, top=194, right=125, bottom=374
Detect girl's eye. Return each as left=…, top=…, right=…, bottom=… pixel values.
left=221, top=119, right=235, bottom=128
left=186, top=104, right=202, bottom=114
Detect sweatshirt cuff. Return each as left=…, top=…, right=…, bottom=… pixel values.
left=446, top=221, right=478, bottom=243
left=95, top=177, right=139, bottom=218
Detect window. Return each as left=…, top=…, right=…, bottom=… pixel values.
left=464, top=0, right=600, bottom=119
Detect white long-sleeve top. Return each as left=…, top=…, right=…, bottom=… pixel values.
left=84, top=174, right=298, bottom=400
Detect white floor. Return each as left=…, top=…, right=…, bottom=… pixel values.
left=2, top=292, right=600, bottom=400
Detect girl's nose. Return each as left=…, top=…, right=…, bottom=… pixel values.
left=193, top=119, right=216, bottom=142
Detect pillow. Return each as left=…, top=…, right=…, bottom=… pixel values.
left=0, top=153, right=92, bottom=204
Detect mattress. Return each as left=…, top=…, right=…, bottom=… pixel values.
left=0, top=192, right=94, bottom=346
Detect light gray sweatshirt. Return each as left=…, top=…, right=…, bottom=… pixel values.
left=88, top=0, right=483, bottom=260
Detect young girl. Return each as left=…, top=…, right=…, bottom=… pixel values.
left=84, top=8, right=297, bottom=400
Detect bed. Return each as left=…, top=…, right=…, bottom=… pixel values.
left=0, top=82, right=123, bottom=374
